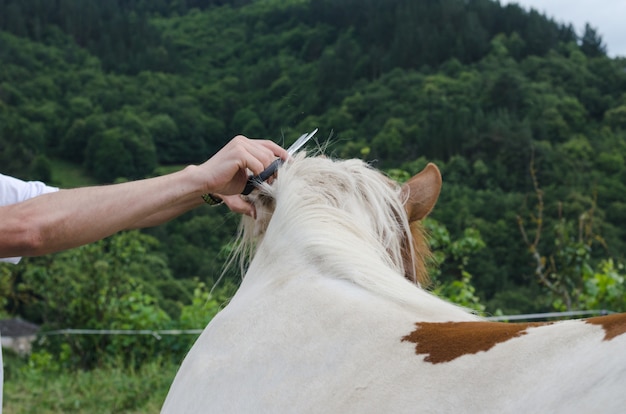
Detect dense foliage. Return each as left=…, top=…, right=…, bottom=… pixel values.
left=2, top=0, right=626, bottom=385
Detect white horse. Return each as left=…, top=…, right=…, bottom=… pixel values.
left=162, top=154, right=626, bottom=413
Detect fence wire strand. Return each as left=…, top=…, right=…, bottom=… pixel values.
left=32, top=310, right=617, bottom=340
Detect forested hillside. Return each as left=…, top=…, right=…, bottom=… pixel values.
left=2, top=0, right=626, bottom=365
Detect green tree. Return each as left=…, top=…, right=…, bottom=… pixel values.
left=577, top=259, right=626, bottom=312
left=516, top=160, right=625, bottom=312
left=605, top=105, right=626, bottom=130
left=147, top=114, right=180, bottom=164
left=371, top=118, right=414, bottom=162
left=425, top=218, right=486, bottom=314
left=60, top=115, right=106, bottom=163
left=580, top=23, right=607, bottom=58
left=84, top=112, right=156, bottom=181
left=19, top=231, right=173, bottom=369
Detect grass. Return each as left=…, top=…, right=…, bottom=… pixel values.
left=48, top=158, right=98, bottom=188
left=47, top=158, right=187, bottom=188
left=3, top=353, right=179, bottom=413
left=152, top=165, right=186, bottom=177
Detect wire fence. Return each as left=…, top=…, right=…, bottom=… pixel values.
left=41, top=328, right=204, bottom=340
left=28, top=310, right=617, bottom=339
left=485, top=309, right=615, bottom=321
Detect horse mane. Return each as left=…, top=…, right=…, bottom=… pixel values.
left=225, top=153, right=463, bottom=314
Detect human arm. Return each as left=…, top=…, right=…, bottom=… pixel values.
left=0, top=136, right=287, bottom=258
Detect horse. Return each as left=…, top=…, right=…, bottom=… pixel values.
left=162, top=153, right=626, bottom=413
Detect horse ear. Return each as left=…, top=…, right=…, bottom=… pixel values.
left=401, top=163, right=442, bottom=222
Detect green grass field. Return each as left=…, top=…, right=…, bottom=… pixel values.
left=48, top=159, right=187, bottom=189
left=3, top=352, right=178, bottom=413
left=48, top=158, right=98, bottom=188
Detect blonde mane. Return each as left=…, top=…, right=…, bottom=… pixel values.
left=224, top=153, right=446, bottom=310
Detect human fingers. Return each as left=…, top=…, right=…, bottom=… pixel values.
left=198, top=138, right=261, bottom=193
left=239, top=139, right=287, bottom=176
left=256, top=139, right=289, bottom=162
left=218, top=136, right=280, bottom=176
left=221, top=194, right=255, bottom=217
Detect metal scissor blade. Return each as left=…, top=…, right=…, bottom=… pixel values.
left=241, top=128, right=318, bottom=195
left=287, top=128, right=318, bottom=156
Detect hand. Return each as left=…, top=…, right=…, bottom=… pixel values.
left=199, top=135, right=288, bottom=196
left=220, top=194, right=256, bottom=218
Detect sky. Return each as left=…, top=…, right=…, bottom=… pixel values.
left=499, top=0, right=626, bottom=58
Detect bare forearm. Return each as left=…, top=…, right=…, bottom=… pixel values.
left=128, top=197, right=204, bottom=229
left=0, top=166, right=205, bottom=257
left=0, top=135, right=288, bottom=259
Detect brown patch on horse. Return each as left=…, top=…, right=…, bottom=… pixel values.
left=585, top=313, right=626, bottom=341
left=402, top=321, right=549, bottom=364
left=400, top=221, right=431, bottom=286
left=400, top=163, right=442, bottom=286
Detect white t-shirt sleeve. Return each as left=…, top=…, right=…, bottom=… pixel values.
left=0, top=173, right=59, bottom=264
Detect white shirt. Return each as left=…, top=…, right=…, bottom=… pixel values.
left=0, top=174, right=58, bottom=412
left=0, top=173, right=59, bottom=264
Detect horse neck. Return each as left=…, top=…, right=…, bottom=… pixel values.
left=238, top=187, right=477, bottom=323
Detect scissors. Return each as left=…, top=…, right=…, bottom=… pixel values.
left=241, top=128, right=318, bottom=195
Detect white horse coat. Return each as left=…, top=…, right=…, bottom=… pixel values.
left=162, top=155, right=626, bottom=413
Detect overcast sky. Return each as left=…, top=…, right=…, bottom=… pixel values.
left=499, top=0, right=626, bottom=57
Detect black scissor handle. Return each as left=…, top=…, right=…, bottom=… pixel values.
left=241, top=158, right=283, bottom=195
